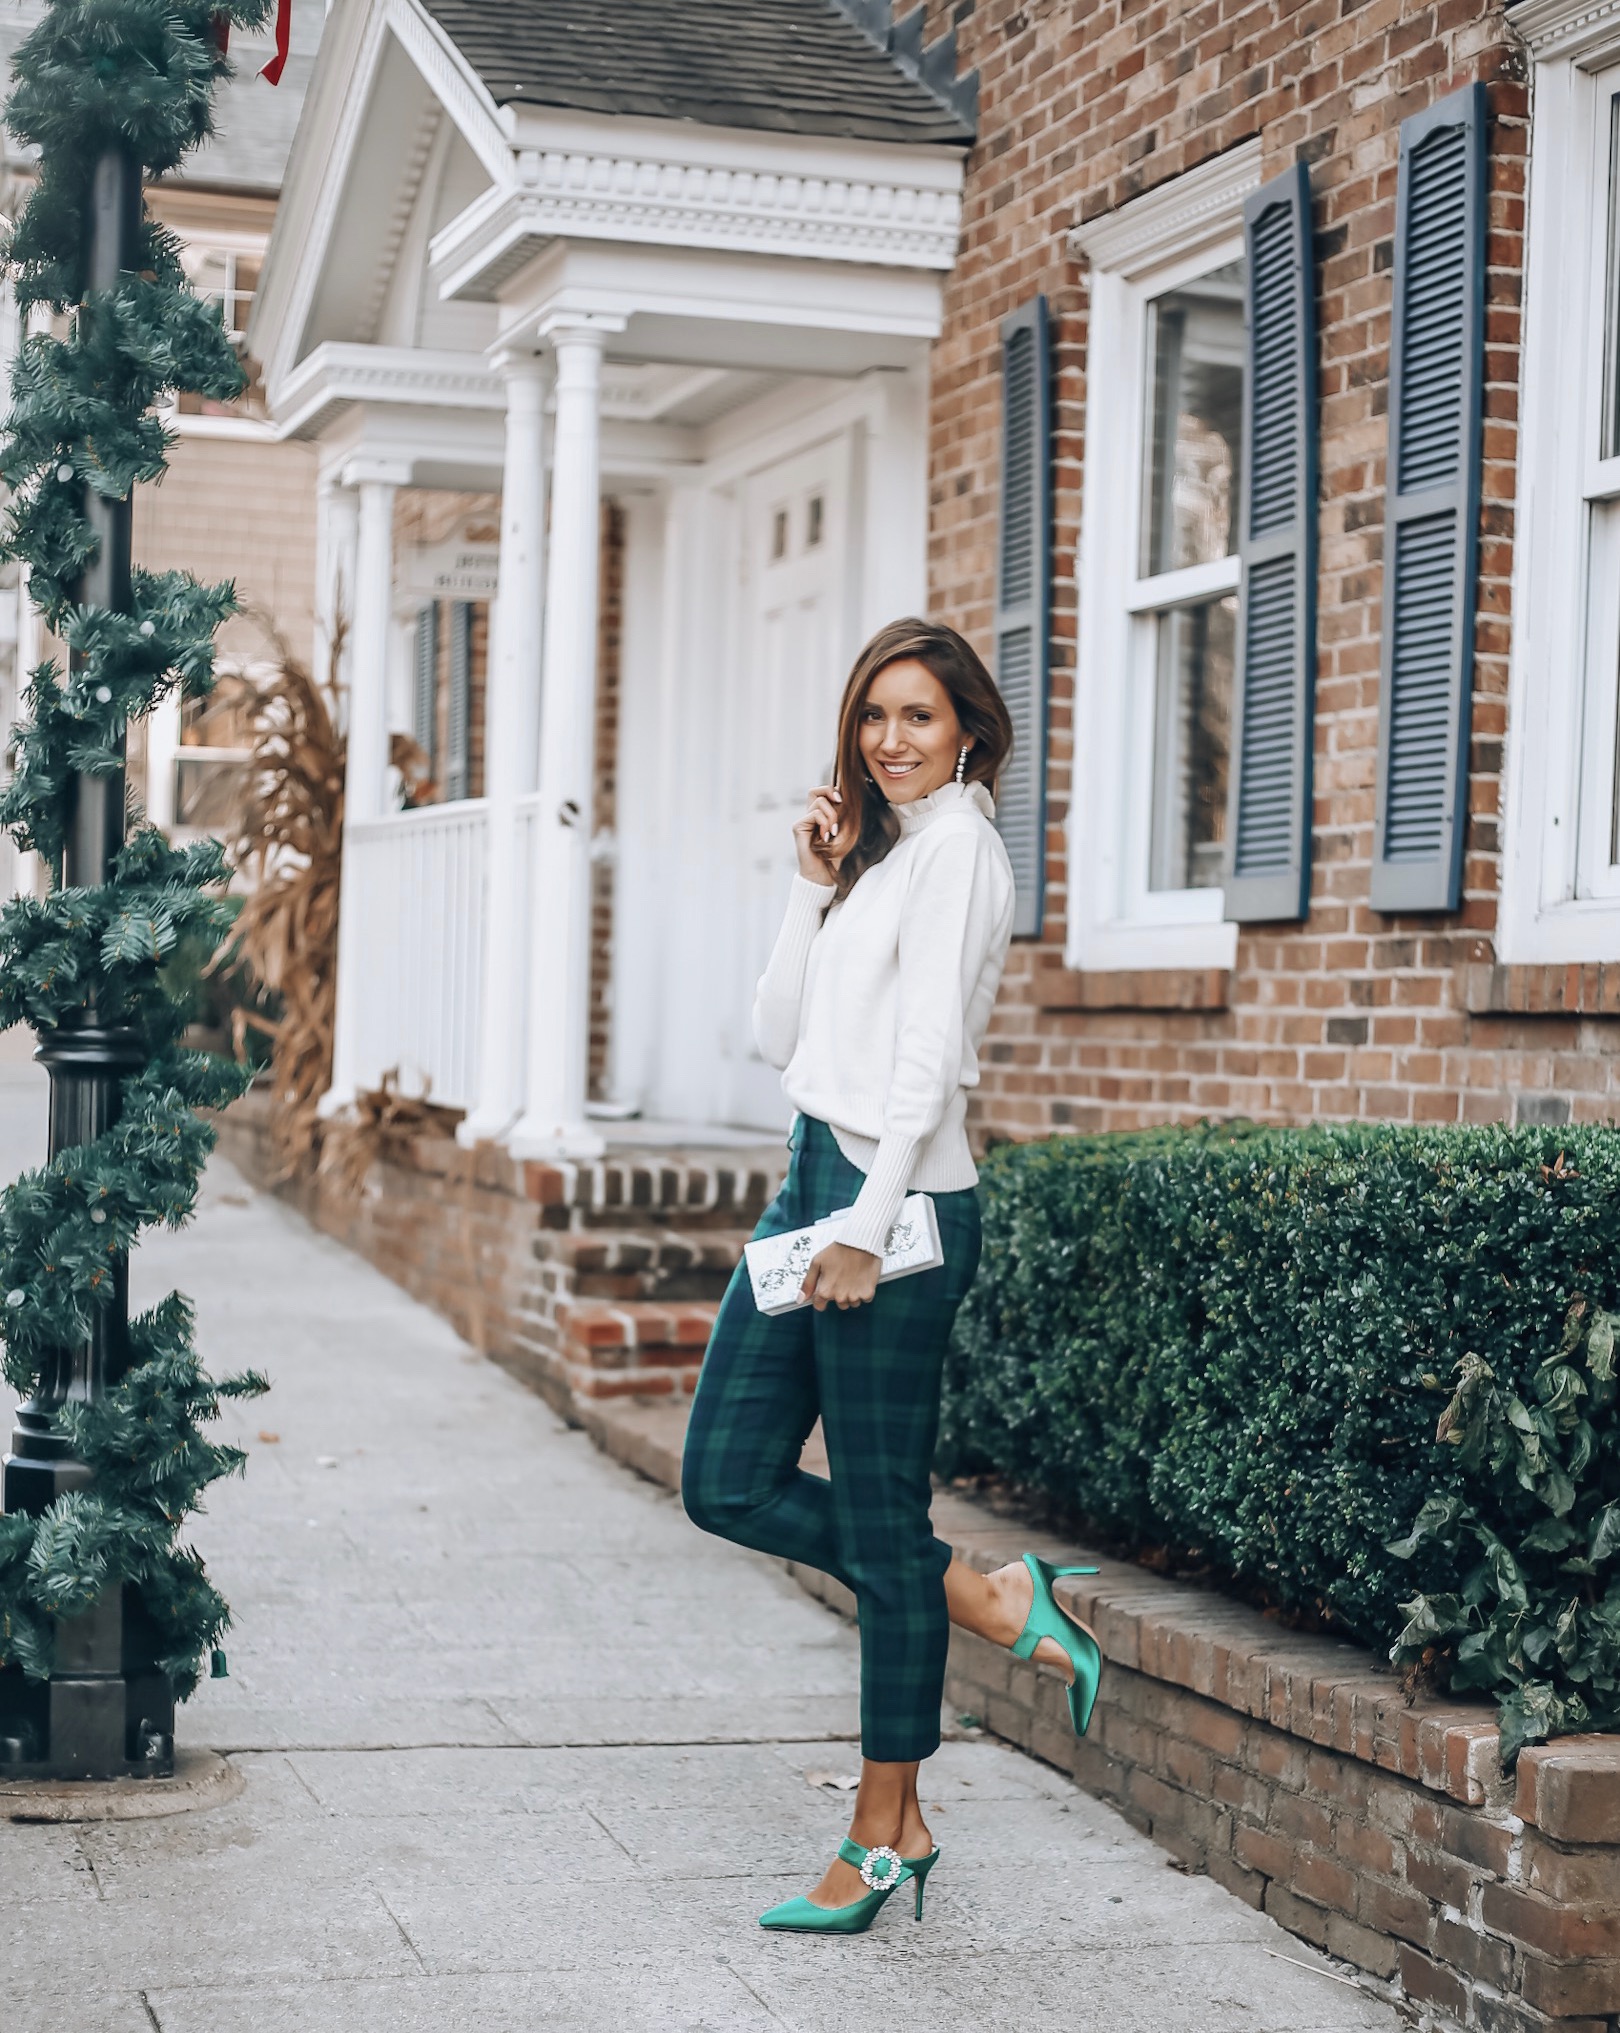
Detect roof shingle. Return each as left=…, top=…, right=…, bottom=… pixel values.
left=421, top=0, right=973, bottom=147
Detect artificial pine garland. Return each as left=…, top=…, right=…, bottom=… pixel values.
left=0, top=1, right=276, bottom=1704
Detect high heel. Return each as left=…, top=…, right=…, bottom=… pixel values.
left=758, top=1839, right=941, bottom=1934
left=1013, top=1552, right=1103, bottom=1738
left=907, top=1846, right=941, bottom=1920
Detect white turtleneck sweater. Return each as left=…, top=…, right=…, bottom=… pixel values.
left=752, top=778, right=1016, bottom=1258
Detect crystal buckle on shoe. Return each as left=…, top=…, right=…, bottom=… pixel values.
left=859, top=1844, right=904, bottom=1890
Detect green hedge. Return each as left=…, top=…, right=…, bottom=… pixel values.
left=940, top=1122, right=1620, bottom=1759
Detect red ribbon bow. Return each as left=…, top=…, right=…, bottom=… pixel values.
left=212, top=0, right=292, bottom=85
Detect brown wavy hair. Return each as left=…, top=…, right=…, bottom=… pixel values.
left=814, top=617, right=1013, bottom=905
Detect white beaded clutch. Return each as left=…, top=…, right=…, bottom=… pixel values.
left=743, top=1194, right=943, bottom=1316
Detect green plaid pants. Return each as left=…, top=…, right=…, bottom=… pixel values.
left=682, top=1113, right=982, bottom=1763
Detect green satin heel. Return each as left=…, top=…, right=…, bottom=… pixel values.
left=758, top=1837, right=942, bottom=1933
left=1014, top=1552, right=1103, bottom=1737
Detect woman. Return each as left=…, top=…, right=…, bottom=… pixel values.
left=682, top=617, right=1102, bottom=1934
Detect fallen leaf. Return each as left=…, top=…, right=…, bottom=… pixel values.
left=257, top=1431, right=280, bottom=1444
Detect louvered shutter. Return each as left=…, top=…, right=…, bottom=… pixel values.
left=1226, top=162, right=1318, bottom=923
left=995, top=296, right=1051, bottom=938
left=1371, top=84, right=1487, bottom=912
left=412, top=600, right=439, bottom=773
left=444, top=599, right=473, bottom=802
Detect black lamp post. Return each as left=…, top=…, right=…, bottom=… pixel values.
left=0, top=145, right=175, bottom=1780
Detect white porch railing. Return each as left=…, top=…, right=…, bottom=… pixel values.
left=345, top=800, right=488, bottom=1111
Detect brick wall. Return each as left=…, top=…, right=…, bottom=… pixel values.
left=943, top=1621, right=1620, bottom=2033
left=921, top=1, right=1608, bottom=1147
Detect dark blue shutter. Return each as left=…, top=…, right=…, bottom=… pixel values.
left=1371, top=84, right=1487, bottom=912
left=1226, top=162, right=1319, bottom=922
left=995, top=297, right=1051, bottom=938
left=444, top=599, right=472, bottom=802
left=413, top=600, right=439, bottom=774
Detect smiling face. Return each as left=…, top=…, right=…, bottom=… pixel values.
left=856, top=657, right=971, bottom=805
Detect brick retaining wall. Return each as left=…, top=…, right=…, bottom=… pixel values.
left=218, top=1103, right=1620, bottom=2029
left=212, top=1089, right=785, bottom=1407
left=584, top=1398, right=1620, bottom=2033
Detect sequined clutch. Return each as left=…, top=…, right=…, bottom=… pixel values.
left=742, top=1194, right=943, bottom=1316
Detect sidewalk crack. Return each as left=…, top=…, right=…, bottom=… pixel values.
left=377, top=1890, right=428, bottom=1973
left=584, top=1804, right=637, bottom=1863
left=138, top=1994, right=164, bottom=2032
left=74, top=1830, right=107, bottom=1901
left=726, top=1965, right=790, bottom=2025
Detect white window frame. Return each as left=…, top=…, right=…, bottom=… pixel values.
left=1502, top=0, right=1620, bottom=961
left=1067, top=141, right=1261, bottom=973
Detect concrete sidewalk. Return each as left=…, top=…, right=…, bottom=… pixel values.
left=0, top=1106, right=1403, bottom=2031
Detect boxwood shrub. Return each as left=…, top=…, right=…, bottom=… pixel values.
left=940, top=1121, right=1620, bottom=1759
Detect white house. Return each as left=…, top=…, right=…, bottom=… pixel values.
left=250, top=0, right=974, bottom=1156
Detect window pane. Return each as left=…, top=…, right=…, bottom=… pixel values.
left=1142, top=260, right=1246, bottom=576
left=1607, top=95, right=1620, bottom=458
left=1149, top=594, right=1235, bottom=892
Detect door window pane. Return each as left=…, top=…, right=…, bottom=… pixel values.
left=1142, top=260, right=1246, bottom=576
left=1149, top=594, right=1235, bottom=891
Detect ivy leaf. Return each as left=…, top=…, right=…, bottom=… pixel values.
left=1589, top=1309, right=1618, bottom=1383
left=1393, top=1591, right=1468, bottom=1653
left=1499, top=1685, right=1560, bottom=1764
left=1523, top=1515, right=1578, bottom=1554
left=1387, top=1494, right=1462, bottom=1559
left=1540, top=1468, right=1578, bottom=1520
left=1590, top=1503, right=1620, bottom=1564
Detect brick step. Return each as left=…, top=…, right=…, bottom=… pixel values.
left=555, top=1297, right=719, bottom=1400
left=521, top=1148, right=786, bottom=1232
left=536, top=1225, right=752, bottom=1302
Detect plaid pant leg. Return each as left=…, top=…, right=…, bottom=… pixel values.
left=683, top=1115, right=981, bottom=1763
left=814, top=1227, right=976, bottom=1764
left=680, top=1138, right=849, bottom=1588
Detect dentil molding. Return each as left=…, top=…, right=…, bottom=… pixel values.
left=432, top=144, right=962, bottom=297
left=1509, top=0, right=1620, bottom=62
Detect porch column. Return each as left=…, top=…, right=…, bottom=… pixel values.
left=459, top=348, right=547, bottom=1145
left=508, top=316, right=621, bottom=1160
left=144, top=683, right=180, bottom=832
left=313, top=468, right=360, bottom=692
left=322, top=456, right=409, bottom=1116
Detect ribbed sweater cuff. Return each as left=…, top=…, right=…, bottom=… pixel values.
left=835, top=1134, right=920, bottom=1257
left=765, top=872, right=834, bottom=979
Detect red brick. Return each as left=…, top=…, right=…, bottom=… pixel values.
left=1397, top=1946, right=1468, bottom=2018
left=1515, top=1737, right=1620, bottom=1844
left=1480, top=1884, right=1620, bottom=1960
left=1359, top=1878, right=1432, bottom=1949
left=1291, top=1849, right=1358, bottom=1917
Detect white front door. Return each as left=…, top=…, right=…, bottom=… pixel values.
left=717, top=432, right=854, bottom=1130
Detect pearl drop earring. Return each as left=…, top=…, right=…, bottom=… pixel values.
left=954, top=745, right=969, bottom=786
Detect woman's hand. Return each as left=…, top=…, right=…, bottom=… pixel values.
left=793, top=783, right=844, bottom=887
left=801, top=1241, right=881, bottom=1311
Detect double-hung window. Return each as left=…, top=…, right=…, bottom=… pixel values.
left=1070, top=144, right=1261, bottom=971
left=1139, top=261, right=1244, bottom=896
left=1503, top=6, right=1620, bottom=960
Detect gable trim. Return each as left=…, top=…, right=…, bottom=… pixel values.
left=250, top=0, right=510, bottom=397
left=430, top=119, right=963, bottom=301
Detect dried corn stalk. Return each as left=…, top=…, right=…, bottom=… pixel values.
left=317, top=1068, right=463, bottom=1199
left=212, top=633, right=346, bottom=1181
left=217, top=622, right=435, bottom=1181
